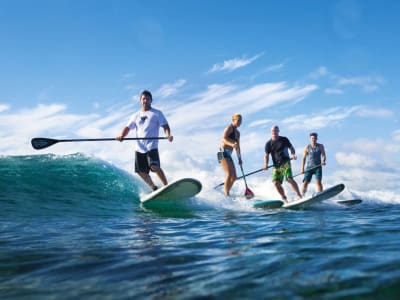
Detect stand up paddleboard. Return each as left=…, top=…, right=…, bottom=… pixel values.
left=283, top=183, right=345, bottom=209
left=337, top=199, right=362, bottom=206
left=252, top=199, right=284, bottom=209
left=140, top=178, right=202, bottom=204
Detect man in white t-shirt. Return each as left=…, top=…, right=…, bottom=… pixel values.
left=116, top=90, right=173, bottom=191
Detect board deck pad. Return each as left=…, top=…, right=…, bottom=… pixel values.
left=283, top=183, right=345, bottom=209
left=140, top=178, right=202, bottom=203
left=252, top=199, right=284, bottom=209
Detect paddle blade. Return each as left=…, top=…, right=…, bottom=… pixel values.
left=31, top=138, right=59, bottom=150
left=244, top=187, right=254, bottom=199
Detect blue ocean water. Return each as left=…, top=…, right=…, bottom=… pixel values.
left=1, top=154, right=400, bottom=299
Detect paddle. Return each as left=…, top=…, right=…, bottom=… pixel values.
left=214, top=164, right=273, bottom=189
left=337, top=199, right=362, bottom=206
left=31, top=137, right=168, bottom=150
left=239, top=163, right=255, bottom=199
left=293, top=163, right=323, bottom=178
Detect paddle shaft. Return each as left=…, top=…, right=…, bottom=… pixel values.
left=293, top=163, right=323, bottom=178
left=239, top=164, right=249, bottom=188
left=57, top=137, right=166, bottom=142
left=214, top=164, right=274, bottom=189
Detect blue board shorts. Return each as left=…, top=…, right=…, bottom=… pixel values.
left=303, top=166, right=322, bottom=183
left=217, top=149, right=233, bottom=163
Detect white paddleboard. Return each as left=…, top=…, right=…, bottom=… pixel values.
left=140, top=178, right=202, bottom=203
left=252, top=199, right=284, bottom=209
left=283, top=183, right=345, bottom=209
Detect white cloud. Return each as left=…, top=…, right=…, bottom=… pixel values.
left=309, top=67, right=385, bottom=94
left=282, top=107, right=352, bottom=130
left=209, top=53, right=262, bottom=73
left=281, top=105, right=393, bottom=131
left=0, top=103, right=10, bottom=112
left=264, top=63, right=284, bottom=72
left=393, top=129, right=400, bottom=141
left=121, top=73, right=135, bottom=80
left=337, top=75, right=384, bottom=93
left=248, top=119, right=273, bottom=128
left=155, top=79, right=186, bottom=98
left=168, top=81, right=317, bottom=132
left=324, top=88, right=344, bottom=94
left=0, top=104, right=99, bottom=155
left=354, top=106, right=393, bottom=118
left=309, top=66, right=329, bottom=79
left=335, top=151, right=377, bottom=168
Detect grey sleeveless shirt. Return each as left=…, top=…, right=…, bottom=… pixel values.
left=307, top=144, right=322, bottom=168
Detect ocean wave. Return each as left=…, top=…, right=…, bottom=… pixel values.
left=0, top=153, right=140, bottom=217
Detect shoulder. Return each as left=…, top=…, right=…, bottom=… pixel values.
left=150, top=108, right=166, bottom=117
left=149, top=108, right=161, bottom=114
left=280, top=136, right=290, bottom=143
left=132, top=110, right=141, bottom=116
left=128, top=111, right=140, bottom=120
left=224, top=124, right=234, bottom=132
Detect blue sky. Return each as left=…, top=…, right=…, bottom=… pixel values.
left=1, top=0, right=399, bottom=202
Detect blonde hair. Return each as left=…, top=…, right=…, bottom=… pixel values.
left=232, top=113, right=242, bottom=120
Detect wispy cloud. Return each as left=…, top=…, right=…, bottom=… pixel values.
left=247, top=62, right=286, bottom=82
left=308, top=67, right=385, bottom=94
left=282, top=107, right=351, bottom=130
left=393, top=129, right=400, bottom=141
left=264, top=63, right=284, bottom=72
left=309, top=66, right=329, bottom=79
left=248, top=119, right=273, bottom=128
left=121, top=73, right=135, bottom=80
left=324, top=88, right=344, bottom=94
left=281, top=105, right=392, bottom=131
left=155, top=79, right=186, bottom=98
left=0, top=104, right=10, bottom=112
left=169, top=81, right=317, bottom=132
left=336, top=152, right=377, bottom=168
left=209, top=53, right=263, bottom=73
left=354, top=107, right=393, bottom=118
left=337, top=75, right=384, bottom=93
left=0, top=104, right=99, bottom=154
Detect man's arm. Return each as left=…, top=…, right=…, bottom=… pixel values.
left=289, top=145, right=297, bottom=160
left=320, top=144, right=326, bottom=165
left=162, top=124, right=173, bottom=142
left=116, top=127, right=130, bottom=141
left=301, top=145, right=308, bottom=173
left=263, top=152, right=270, bottom=170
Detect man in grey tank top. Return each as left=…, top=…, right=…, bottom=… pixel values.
left=300, top=132, right=326, bottom=196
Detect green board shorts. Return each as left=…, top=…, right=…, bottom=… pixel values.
left=272, top=161, right=293, bottom=183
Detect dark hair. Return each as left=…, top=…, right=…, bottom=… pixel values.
left=140, top=90, right=153, bottom=100
left=310, top=132, right=318, bottom=138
